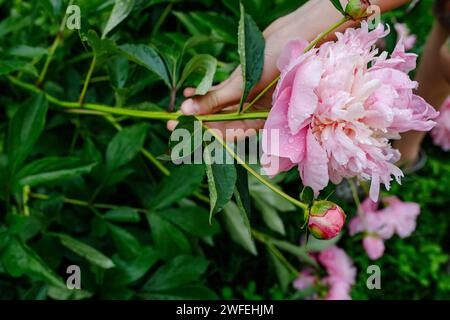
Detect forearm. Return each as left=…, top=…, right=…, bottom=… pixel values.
left=266, top=0, right=412, bottom=41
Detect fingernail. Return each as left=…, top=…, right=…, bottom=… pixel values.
left=181, top=99, right=200, bottom=115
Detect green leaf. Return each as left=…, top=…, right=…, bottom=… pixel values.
left=0, top=59, right=38, bottom=76
left=234, top=164, right=251, bottom=218
left=1, top=237, right=65, bottom=288
left=7, top=93, right=48, bottom=175
left=147, top=213, right=191, bottom=260
left=269, top=239, right=318, bottom=267
left=106, top=123, right=149, bottom=171
left=85, top=30, right=118, bottom=64
left=222, top=202, right=256, bottom=255
left=143, top=255, right=209, bottom=292
left=177, top=54, right=217, bottom=95
left=102, top=0, right=135, bottom=38
left=330, top=0, right=346, bottom=15
left=55, top=234, right=115, bottom=269
left=204, top=143, right=237, bottom=218
left=118, top=44, right=171, bottom=87
left=300, top=186, right=314, bottom=205
left=169, top=116, right=203, bottom=161
left=107, top=56, right=129, bottom=89
left=306, top=233, right=343, bottom=252
left=12, top=157, right=96, bottom=192
left=141, top=284, right=218, bottom=300
left=8, top=45, right=48, bottom=59
left=253, top=195, right=285, bottom=235
left=157, top=206, right=220, bottom=237
left=108, top=246, right=159, bottom=285
left=237, top=3, right=265, bottom=112
left=149, top=164, right=205, bottom=210
left=104, top=207, right=141, bottom=223
left=267, top=245, right=295, bottom=293
left=107, top=223, right=142, bottom=260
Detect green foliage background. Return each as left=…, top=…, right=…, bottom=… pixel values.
left=0, top=0, right=449, bottom=300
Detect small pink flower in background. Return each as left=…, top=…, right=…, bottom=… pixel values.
left=362, top=235, right=385, bottom=260
left=308, top=201, right=346, bottom=240
left=349, top=196, right=420, bottom=260
left=394, top=23, right=417, bottom=51
left=262, top=22, right=438, bottom=202
left=293, top=269, right=317, bottom=291
left=293, top=246, right=356, bottom=300
left=431, top=97, right=450, bottom=151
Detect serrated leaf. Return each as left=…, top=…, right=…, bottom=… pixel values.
left=237, top=3, right=265, bottom=112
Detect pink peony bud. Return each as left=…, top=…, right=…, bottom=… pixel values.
left=362, top=235, right=385, bottom=260
left=345, top=0, right=371, bottom=20
left=308, top=201, right=346, bottom=240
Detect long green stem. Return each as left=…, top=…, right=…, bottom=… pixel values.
left=8, top=76, right=269, bottom=122
left=79, top=56, right=97, bottom=105
left=205, top=125, right=308, bottom=211
left=241, top=17, right=349, bottom=114
left=37, top=0, right=73, bottom=85
left=29, top=192, right=148, bottom=214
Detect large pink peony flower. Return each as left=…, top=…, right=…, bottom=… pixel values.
left=431, top=97, right=450, bottom=151
left=349, top=196, right=420, bottom=259
left=262, top=22, right=438, bottom=201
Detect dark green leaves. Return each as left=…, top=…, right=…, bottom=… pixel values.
left=177, top=54, right=217, bottom=95
left=147, top=213, right=191, bottom=261
left=7, top=93, right=48, bottom=176
left=12, top=157, right=96, bottom=192
left=118, top=44, right=171, bottom=87
left=149, top=164, right=205, bottom=210
left=237, top=3, right=265, bottom=112
left=222, top=202, right=256, bottom=255
left=85, top=30, right=118, bottom=65
left=106, top=123, right=149, bottom=172
left=102, top=0, right=136, bottom=38
left=141, top=255, right=217, bottom=299
left=54, top=234, right=115, bottom=269
left=204, top=143, right=237, bottom=218
left=1, top=237, right=65, bottom=288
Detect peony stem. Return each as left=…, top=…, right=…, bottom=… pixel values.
left=241, top=17, right=349, bottom=114
left=79, top=56, right=97, bottom=105
left=205, top=125, right=309, bottom=211
left=7, top=76, right=269, bottom=122
left=37, top=0, right=74, bottom=86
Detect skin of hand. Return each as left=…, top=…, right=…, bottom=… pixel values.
left=167, top=0, right=411, bottom=139
left=394, top=22, right=450, bottom=164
